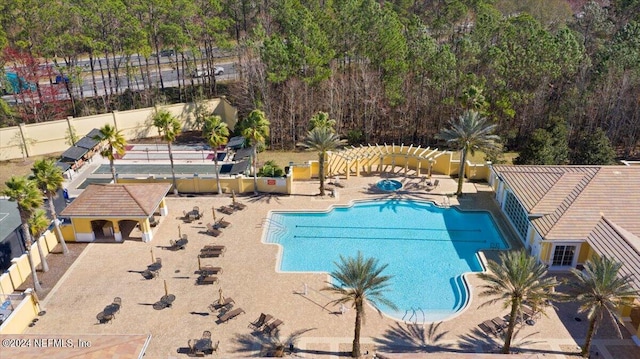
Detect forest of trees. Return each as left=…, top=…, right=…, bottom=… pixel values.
left=1, top=0, right=639, bottom=160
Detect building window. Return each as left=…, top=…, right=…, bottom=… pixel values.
left=552, top=245, right=576, bottom=267
left=503, top=191, right=529, bottom=241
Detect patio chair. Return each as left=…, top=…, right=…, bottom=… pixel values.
left=187, top=339, right=196, bottom=355
left=263, top=319, right=284, bottom=335
left=196, top=275, right=219, bottom=285
left=206, top=224, right=222, bottom=237
left=209, top=297, right=235, bottom=312
left=478, top=320, right=501, bottom=336
left=198, top=265, right=222, bottom=275
left=199, top=250, right=224, bottom=258
left=231, top=201, right=246, bottom=210
left=113, top=297, right=122, bottom=307
left=217, top=307, right=245, bottom=324
left=202, top=330, right=211, bottom=339
left=491, top=316, right=508, bottom=330
left=249, top=313, right=274, bottom=330
left=218, top=206, right=234, bottom=215
left=216, top=217, right=230, bottom=228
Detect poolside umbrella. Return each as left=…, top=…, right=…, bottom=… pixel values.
left=231, top=190, right=236, bottom=205
left=211, top=207, right=216, bottom=222
left=198, top=256, right=202, bottom=271
left=178, top=225, right=181, bottom=238
left=218, top=288, right=224, bottom=305
left=151, top=248, right=155, bottom=263
left=164, top=280, right=169, bottom=297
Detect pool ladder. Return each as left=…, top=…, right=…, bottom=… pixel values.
left=402, top=307, right=425, bottom=324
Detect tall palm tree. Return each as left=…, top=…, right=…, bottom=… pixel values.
left=31, top=158, right=70, bottom=255
left=153, top=109, right=182, bottom=195
left=241, top=109, right=270, bottom=194
left=324, top=252, right=397, bottom=358
left=569, top=256, right=637, bottom=357
left=2, top=176, right=45, bottom=293
left=436, top=110, right=500, bottom=196
left=202, top=115, right=230, bottom=195
left=298, top=127, right=347, bottom=196
left=29, top=208, right=51, bottom=273
left=478, top=250, right=560, bottom=354
left=95, top=124, right=126, bottom=184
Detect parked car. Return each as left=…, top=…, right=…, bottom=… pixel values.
left=55, top=74, right=70, bottom=84
left=191, top=66, right=224, bottom=78
left=152, top=49, right=175, bottom=57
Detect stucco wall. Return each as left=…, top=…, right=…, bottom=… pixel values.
left=0, top=98, right=235, bottom=161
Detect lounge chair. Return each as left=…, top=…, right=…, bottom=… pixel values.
left=202, top=245, right=226, bottom=252
left=215, top=218, right=230, bottom=228
left=478, top=320, right=501, bottom=336
left=196, top=275, right=219, bottom=285
left=249, top=313, right=273, bottom=330
left=209, top=297, right=235, bottom=312
left=231, top=202, right=246, bottom=210
left=263, top=319, right=283, bottom=335
left=218, top=206, right=234, bottom=215
left=198, top=265, right=222, bottom=275
left=217, top=307, right=245, bottom=324
left=206, top=224, right=222, bottom=237
left=426, top=179, right=439, bottom=190
left=491, top=316, right=508, bottom=330
left=199, top=250, right=224, bottom=258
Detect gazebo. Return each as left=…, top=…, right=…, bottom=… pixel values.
left=60, top=183, right=171, bottom=242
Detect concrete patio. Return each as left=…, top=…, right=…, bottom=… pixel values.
left=22, top=173, right=640, bottom=358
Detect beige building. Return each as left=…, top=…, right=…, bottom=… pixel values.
left=489, top=165, right=640, bottom=343
left=59, top=183, right=172, bottom=242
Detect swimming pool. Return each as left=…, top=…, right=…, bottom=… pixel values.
left=263, top=199, right=507, bottom=322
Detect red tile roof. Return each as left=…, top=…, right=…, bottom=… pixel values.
left=60, top=183, right=171, bottom=218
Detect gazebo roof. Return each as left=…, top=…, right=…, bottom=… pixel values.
left=60, top=183, right=171, bottom=218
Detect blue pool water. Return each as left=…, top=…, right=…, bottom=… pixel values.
left=264, top=199, right=507, bottom=322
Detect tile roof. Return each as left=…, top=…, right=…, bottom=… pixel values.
left=60, top=183, right=171, bottom=218
left=494, top=165, right=640, bottom=289
left=586, top=218, right=640, bottom=292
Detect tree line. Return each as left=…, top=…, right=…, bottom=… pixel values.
left=1, top=0, right=639, bottom=160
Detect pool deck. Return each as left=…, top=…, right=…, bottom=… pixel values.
left=24, top=172, right=640, bottom=358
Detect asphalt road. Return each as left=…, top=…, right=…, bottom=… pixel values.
left=2, top=51, right=236, bottom=104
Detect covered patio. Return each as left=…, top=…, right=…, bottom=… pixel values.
left=60, top=183, right=172, bottom=242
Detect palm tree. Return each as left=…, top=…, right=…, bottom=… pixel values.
left=436, top=110, right=500, bottom=196
left=298, top=127, right=347, bottom=196
left=569, top=256, right=637, bottom=357
left=324, top=252, right=397, bottom=358
left=477, top=250, right=560, bottom=354
left=202, top=115, right=230, bottom=195
left=2, top=176, right=45, bottom=293
left=241, top=109, right=270, bottom=194
left=31, top=158, right=70, bottom=255
left=309, top=111, right=337, bottom=131
left=153, top=109, right=182, bottom=195
left=29, top=208, right=51, bottom=273
left=95, top=124, right=126, bottom=184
